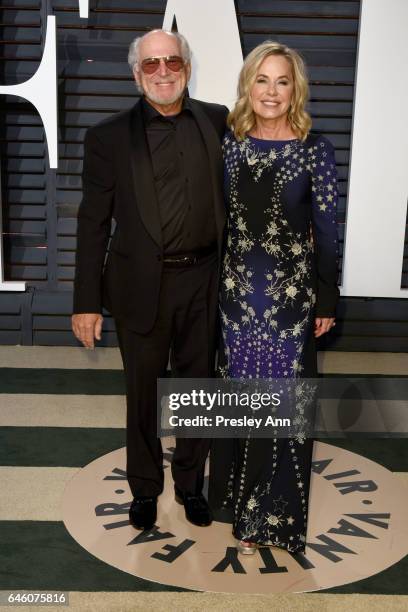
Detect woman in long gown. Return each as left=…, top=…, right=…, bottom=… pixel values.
left=209, top=41, right=339, bottom=554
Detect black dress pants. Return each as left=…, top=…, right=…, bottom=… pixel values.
left=115, top=253, right=218, bottom=498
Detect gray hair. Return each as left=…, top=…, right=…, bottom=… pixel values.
left=128, top=29, right=192, bottom=72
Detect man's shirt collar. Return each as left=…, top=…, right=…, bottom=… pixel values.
left=141, top=95, right=192, bottom=124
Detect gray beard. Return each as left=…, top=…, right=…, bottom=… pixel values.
left=140, top=84, right=186, bottom=107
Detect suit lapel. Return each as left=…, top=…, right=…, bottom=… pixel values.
left=188, top=100, right=226, bottom=249
left=129, top=101, right=163, bottom=249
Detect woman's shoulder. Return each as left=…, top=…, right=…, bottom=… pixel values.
left=306, top=132, right=335, bottom=153
left=222, top=128, right=238, bottom=145
left=304, top=133, right=336, bottom=166
left=222, top=129, right=243, bottom=156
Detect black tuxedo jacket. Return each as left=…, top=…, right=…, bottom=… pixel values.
left=73, top=97, right=228, bottom=333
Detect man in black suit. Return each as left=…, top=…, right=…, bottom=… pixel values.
left=72, top=29, right=228, bottom=530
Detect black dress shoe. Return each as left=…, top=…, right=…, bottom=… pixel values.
left=174, top=488, right=212, bottom=526
left=129, top=496, right=157, bottom=530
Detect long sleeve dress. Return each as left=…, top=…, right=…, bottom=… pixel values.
left=209, top=131, right=339, bottom=553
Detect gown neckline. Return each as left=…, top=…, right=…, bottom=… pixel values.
left=247, top=134, right=299, bottom=144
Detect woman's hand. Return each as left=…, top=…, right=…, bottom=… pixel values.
left=314, top=317, right=335, bottom=338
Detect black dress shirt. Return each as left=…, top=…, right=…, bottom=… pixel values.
left=142, top=97, right=217, bottom=255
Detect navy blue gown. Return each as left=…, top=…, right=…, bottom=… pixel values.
left=209, top=131, right=339, bottom=553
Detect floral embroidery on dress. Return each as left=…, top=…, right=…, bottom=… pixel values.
left=216, top=131, right=339, bottom=553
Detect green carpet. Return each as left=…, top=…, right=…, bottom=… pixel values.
left=0, top=368, right=126, bottom=395
left=1, top=361, right=407, bottom=598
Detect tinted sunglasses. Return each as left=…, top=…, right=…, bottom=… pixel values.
left=140, top=55, right=185, bottom=75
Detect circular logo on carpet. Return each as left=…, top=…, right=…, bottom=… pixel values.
left=62, top=440, right=408, bottom=593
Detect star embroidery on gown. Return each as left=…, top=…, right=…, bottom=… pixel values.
left=216, top=132, right=339, bottom=554
left=271, top=496, right=288, bottom=515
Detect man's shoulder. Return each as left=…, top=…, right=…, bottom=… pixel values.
left=189, top=98, right=229, bottom=117
left=86, top=103, right=138, bottom=140
left=188, top=99, right=228, bottom=138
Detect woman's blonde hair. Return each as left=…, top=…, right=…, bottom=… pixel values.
left=229, top=41, right=312, bottom=141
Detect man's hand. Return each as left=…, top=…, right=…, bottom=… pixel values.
left=72, top=313, right=103, bottom=349
left=314, top=317, right=335, bottom=338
